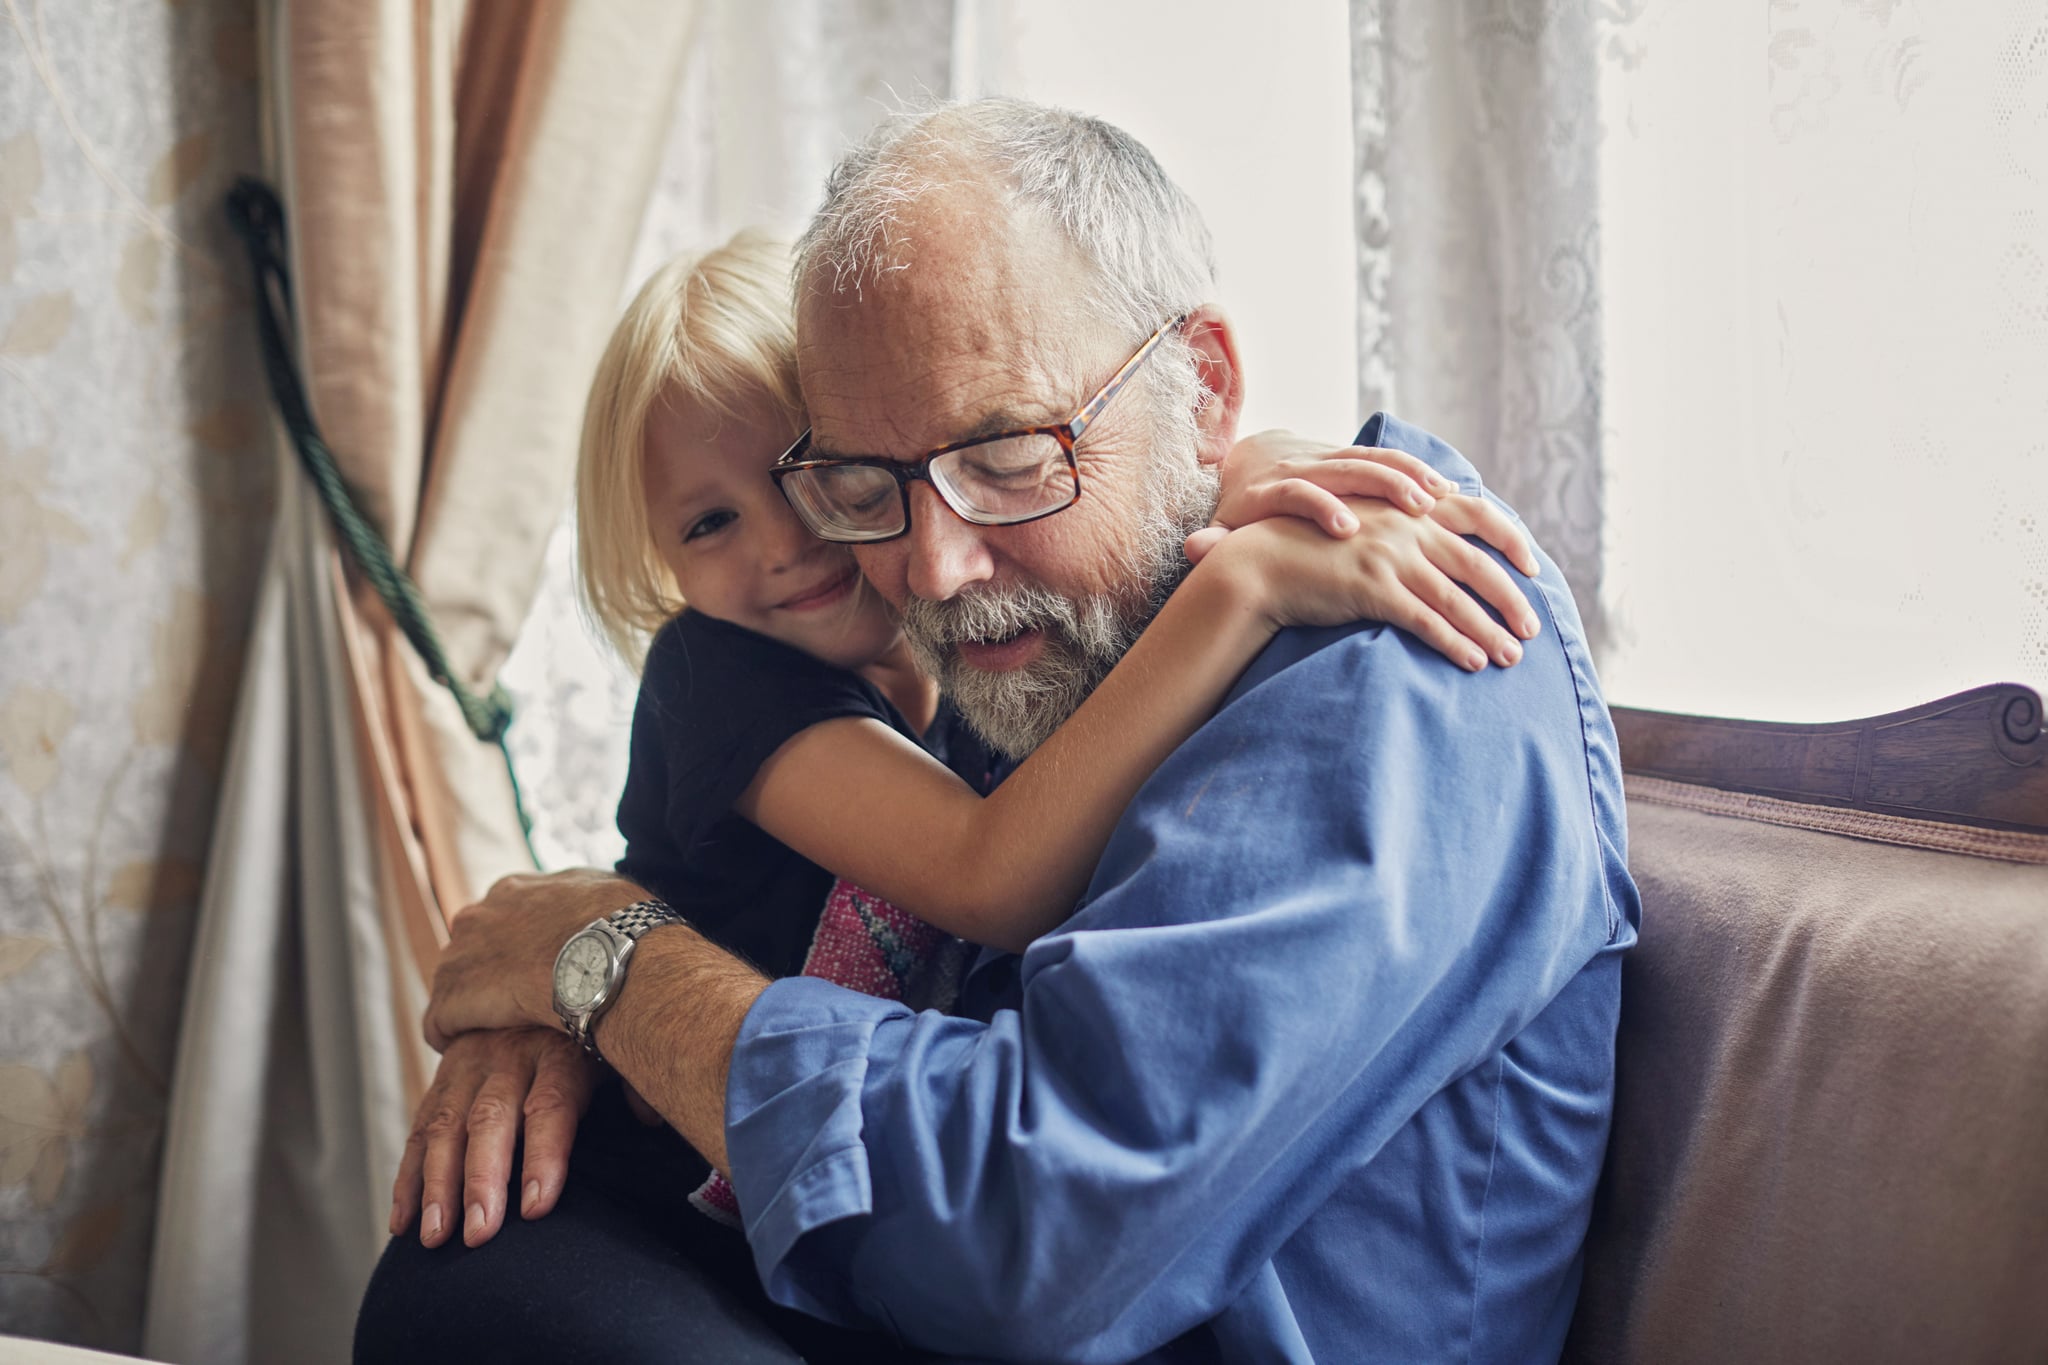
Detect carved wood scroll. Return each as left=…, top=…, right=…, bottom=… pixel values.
left=1612, top=683, right=2048, bottom=836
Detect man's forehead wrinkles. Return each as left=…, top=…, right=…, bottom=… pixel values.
left=806, top=394, right=925, bottom=459
left=807, top=345, right=1071, bottom=460
left=796, top=214, right=1107, bottom=462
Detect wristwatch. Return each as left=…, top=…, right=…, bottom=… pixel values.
left=551, top=899, right=690, bottom=1059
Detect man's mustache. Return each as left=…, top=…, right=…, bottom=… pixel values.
left=897, top=584, right=1082, bottom=650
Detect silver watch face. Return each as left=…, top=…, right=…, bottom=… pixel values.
left=553, top=933, right=612, bottom=1012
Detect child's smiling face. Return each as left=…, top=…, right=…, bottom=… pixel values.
left=641, top=385, right=904, bottom=671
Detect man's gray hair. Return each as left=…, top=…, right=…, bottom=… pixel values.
left=795, top=98, right=1218, bottom=345
left=799, top=99, right=1225, bottom=757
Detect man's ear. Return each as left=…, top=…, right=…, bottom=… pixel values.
left=1181, top=305, right=1244, bottom=468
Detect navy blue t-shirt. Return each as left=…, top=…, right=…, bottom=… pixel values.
left=613, top=609, right=992, bottom=980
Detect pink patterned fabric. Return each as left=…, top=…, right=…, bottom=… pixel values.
left=692, top=879, right=947, bottom=1225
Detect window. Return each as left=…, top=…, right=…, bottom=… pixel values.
left=1596, top=3, right=2048, bottom=720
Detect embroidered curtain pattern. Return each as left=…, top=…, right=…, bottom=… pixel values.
left=0, top=0, right=271, bottom=1349
left=1352, top=0, right=2048, bottom=711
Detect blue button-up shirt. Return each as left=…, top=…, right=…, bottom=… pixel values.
left=726, top=414, right=1640, bottom=1363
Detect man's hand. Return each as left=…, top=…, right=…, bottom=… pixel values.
left=425, top=868, right=652, bottom=1052
left=390, top=1027, right=598, bottom=1249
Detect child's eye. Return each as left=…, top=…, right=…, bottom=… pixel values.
left=684, top=510, right=736, bottom=543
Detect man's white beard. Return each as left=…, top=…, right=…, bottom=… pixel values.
left=898, top=446, right=1219, bottom=759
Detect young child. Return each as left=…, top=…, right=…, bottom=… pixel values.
left=575, top=231, right=1540, bottom=1223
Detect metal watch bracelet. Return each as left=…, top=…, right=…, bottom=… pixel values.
left=607, top=898, right=689, bottom=943
left=557, top=898, right=689, bottom=1059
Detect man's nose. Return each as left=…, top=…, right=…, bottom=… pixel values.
left=903, top=483, right=995, bottom=602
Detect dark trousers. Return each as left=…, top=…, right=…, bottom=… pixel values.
left=354, top=1082, right=905, bottom=1364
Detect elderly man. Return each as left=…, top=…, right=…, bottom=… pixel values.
left=358, top=99, right=1637, bottom=1364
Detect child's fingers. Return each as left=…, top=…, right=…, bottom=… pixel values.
left=1389, top=588, right=1489, bottom=672
left=1422, top=521, right=1540, bottom=640
left=1183, top=526, right=1231, bottom=563
left=1244, top=480, right=1364, bottom=537
left=1352, top=447, right=1459, bottom=497
left=1411, top=559, right=1526, bottom=668
left=1428, top=495, right=1540, bottom=579
left=1287, top=460, right=1436, bottom=514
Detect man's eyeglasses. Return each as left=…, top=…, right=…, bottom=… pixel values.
left=771, top=315, right=1187, bottom=545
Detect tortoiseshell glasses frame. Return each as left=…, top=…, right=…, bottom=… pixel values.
left=770, top=315, right=1188, bottom=545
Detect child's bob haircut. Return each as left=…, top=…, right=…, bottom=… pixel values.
left=575, top=229, right=803, bottom=665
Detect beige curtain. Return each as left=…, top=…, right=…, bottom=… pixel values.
left=143, top=4, right=696, bottom=1361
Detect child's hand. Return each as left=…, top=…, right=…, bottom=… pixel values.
left=1216, top=429, right=1460, bottom=537
left=1190, top=500, right=1543, bottom=673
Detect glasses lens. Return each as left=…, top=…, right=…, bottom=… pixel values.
left=931, top=435, right=1076, bottom=525
left=779, top=464, right=904, bottom=543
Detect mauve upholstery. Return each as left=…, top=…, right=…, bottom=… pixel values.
left=1566, top=792, right=2048, bottom=1364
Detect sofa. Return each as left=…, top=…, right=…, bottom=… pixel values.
left=6, top=685, right=2042, bottom=1364
left=1566, top=682, right=2048, bottom=1363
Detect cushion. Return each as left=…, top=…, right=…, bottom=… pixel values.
left=1566, top=786, right=2048, bottom=1364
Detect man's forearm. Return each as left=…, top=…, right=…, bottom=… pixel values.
left=590, top=927, right=769, bottom=1173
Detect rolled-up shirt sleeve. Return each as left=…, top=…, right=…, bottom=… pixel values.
left=724, top=582, right=1623, bottom=1362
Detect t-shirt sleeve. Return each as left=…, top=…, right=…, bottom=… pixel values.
left=613, top=667, right=684, bottom=894
left=618, top=611, right=900, bottom=867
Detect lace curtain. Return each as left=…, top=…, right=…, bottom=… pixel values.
left=1352, top=0, right=2048, bottom=716
left=1351, top=0, right=1616, bottom=650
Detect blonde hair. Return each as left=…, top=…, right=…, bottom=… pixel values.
left=575, top=229, right=804, bottom=665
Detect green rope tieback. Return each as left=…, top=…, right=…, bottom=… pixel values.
left=226, top=177, right=542, bottom=869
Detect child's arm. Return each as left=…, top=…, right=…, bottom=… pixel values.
left=735, top=461, right=1540, bottom=954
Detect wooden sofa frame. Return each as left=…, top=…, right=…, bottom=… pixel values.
left=1612, top=681, right=2048, bottom=836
